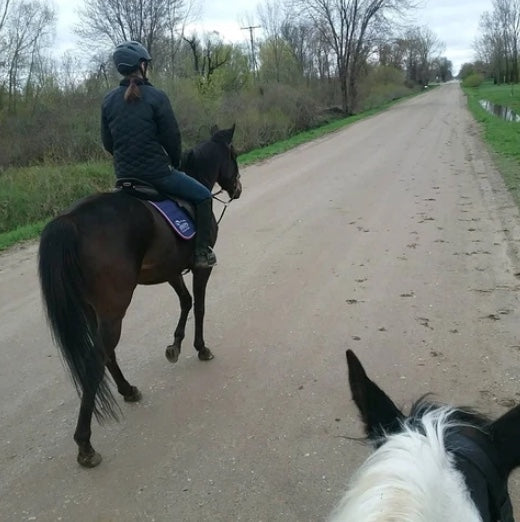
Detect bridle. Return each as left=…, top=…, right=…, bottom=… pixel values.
left=212, top=189, right=233, bottom=225
left=212, top=145, right=240, bottom=225
left=446, top=431, right=514, bottom=522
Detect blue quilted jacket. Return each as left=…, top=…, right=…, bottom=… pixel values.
left=101, top=78, right=182, bottom=180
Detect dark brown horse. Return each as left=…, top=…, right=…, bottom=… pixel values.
left=38, top=125, right=241, bottom=468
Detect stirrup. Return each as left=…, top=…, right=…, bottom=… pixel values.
left=193, top=248, right=217, bottom=269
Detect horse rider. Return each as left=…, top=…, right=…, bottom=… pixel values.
left=101, top=40, right=217, bottom=269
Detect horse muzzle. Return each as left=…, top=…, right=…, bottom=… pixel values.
left=231, top=180, right=242, bottom=200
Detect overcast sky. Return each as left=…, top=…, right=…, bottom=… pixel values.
left=54, top=0, right=494, bottom=74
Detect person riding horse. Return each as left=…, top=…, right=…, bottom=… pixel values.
left=102, top=40, right=217, bottom=269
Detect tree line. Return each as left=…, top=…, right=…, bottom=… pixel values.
left=0, top=0, right=451, bottom=169
left=461, top=0, right=520, bottom=84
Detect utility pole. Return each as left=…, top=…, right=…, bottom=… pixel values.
left=241, top=25, right=261, bottom=78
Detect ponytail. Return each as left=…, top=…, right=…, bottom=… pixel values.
left=124, top=76, right=141, bottom=103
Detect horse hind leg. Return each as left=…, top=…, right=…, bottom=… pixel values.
left=73, top=317, right=141, bottom=468
left=102, top=318, right=142, bottom=403
left=165, top=274, right=192, bottom=363
left=73, top=362, right=105, bottom=468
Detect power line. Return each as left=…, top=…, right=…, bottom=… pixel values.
left=241, top=25, right=261, bottom=77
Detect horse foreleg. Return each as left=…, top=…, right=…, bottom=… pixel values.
left=192, top=268, right=214, bottom=361
left=101, top=318, right=142, bottom=402
left=165, top=275, right=193, bottom=363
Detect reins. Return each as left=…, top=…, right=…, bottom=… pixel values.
left=212, top=189, right=233, bottom=224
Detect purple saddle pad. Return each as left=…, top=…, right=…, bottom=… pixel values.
left=148, top=200, right=195, bottom=240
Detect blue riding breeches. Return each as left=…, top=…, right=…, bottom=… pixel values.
left=151, top=168, right=211, bottom=204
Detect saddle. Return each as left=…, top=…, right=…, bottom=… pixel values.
left=115, top=177, right=195, bottom=219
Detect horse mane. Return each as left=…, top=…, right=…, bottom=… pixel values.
left=328, top=403, right=488, bottom=522
left=180, top=138, right=224, bottom=188
left=406, top=397, right=492, bottom=435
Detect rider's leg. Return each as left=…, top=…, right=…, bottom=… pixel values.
left=192, top=197, right=216, bottom=268
left=151, top=170, right=217, bottom=268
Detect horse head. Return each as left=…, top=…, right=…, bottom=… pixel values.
left=211, top=124, right=242, bottom=200
left=328, top=350, right=520, bottom=522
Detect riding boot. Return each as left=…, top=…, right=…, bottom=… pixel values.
left=193, top=198, right=217, bottom=269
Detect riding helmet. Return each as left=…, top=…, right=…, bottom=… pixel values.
left=113, top=41, right=152, bottom=75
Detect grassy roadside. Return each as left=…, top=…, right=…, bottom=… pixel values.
left=238, top=93, right=425, bottom=165
left=0, top=162, right=113, bottom=251
left=462, top=82, right=520, bottom=207
left=0, top=88, right=426, bottom=252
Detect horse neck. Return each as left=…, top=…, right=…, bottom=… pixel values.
left=189, top=170, right=215, bottom=192
left=184, top=142, right=221, bottom=191
left=329, top=427, right=482, bottom=522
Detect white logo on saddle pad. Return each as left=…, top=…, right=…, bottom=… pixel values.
left=175, top=220, right=191, bottom=233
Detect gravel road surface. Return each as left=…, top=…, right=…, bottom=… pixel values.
left=1, top=83, right=519, bottom=521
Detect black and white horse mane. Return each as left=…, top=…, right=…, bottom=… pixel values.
left=328, top=350, right=518, bottom=522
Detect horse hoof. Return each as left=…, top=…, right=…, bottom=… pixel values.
left=166, top=345, right=180, bottom=363
left=124, top=386, right=142, bottom=402
left=77, top=450, right=102, bottom=468
left=198, top=348, right=214, bottom=361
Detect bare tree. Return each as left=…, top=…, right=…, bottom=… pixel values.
left=76, top=0, right=197, bottom=68
left=476, top=0, right=520, bottom=83
left=0, top=0, right=10, bottom=36
left=495, top=0, right=520, bottom=82
left=257, top=0, right=289, bottom=82
left=280, top=21, right=316, bottom=79
left=1, top=0, right=55, bottom=111
left=0, top=0, right=12, bottom=78
left=292, top=0, right=417, bottom=114
left=429, top=56, right=452, bottom=82
left=183, top=31, right=231, bottom=82
left=403, top=26, right=444, bottom=86
left=476, top=10, right=507, bottom=82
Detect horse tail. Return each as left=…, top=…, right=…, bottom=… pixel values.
left=38, top=216, right=118, bottom=421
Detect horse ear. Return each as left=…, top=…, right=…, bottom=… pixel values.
left=221, top=124, right=235, bottom=145
left=346, top=350, right=405, bottom=441
left=490, top=405, right=520, bottom=475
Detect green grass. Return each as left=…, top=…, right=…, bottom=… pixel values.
left=0, top=162, right=113, bottom=250
left=0, top=221, right=47, bottom=251
left=463, top=82, right=520, bottom=206
left=0, top=162, right=113, bottom=232
left=0, top=89, right=424, bottom=252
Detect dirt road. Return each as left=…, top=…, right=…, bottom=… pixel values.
left=1, top=83, right=519, bottom=521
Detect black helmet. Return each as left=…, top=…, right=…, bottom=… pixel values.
left=113, top=41, right=152, bottom=75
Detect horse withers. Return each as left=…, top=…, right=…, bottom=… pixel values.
left=329, top=350, right=519, bottom=522
left=38, top=125, right=241, bottom=468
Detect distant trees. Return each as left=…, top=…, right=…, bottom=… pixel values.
left=476, top=0, right=520, bottom=83
left=402, top=26, right=445, bottom=85
left=0, top=0, right=452, bottom=168
left=0, top=0, right=55, bottom=112
left=290, top=0, right=419, bottom=114
left=431, top=57, right=453, bottom=83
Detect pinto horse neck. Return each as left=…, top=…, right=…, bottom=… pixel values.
left=328, top=350, right=520, bottom=522
left=329, top=406, right=488, bottom=522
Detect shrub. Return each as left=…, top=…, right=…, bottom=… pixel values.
left=463, top=73, right=485, bottom=88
